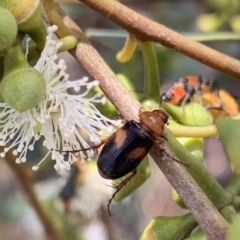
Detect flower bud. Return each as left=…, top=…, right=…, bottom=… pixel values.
left=1, top=43, right=45, bottom=112
left=0, top=7, right=17, bottom=51
left=0, top=0, right=47, bottom=50
left=1, top=67, right=46, bottom=112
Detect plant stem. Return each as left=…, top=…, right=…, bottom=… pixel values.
left=78, top=0, right=240, bottom=81
left=139, top=41, right=160, bottom=102
left=5, top=151, right=61, bottom=240
left=232, top=196, right=240, bottom=211
left=168, top=125, right=217, bottom=138
left=85, top=29, right=240, bottom=42
left=226, top=173, right=240, bottom=195
left=41, top=0, right=75, bottom=37
left=3, top=43, right=29, bottom=76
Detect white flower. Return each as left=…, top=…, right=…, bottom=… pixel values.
left=62, top=162, right=112, bottom=219
left=0, top=25, right=121, bottom=171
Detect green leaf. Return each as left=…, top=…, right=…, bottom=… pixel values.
left=215, top=117, right=240, bottom=173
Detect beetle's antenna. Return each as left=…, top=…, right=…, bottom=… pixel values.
left=51, top=138, right=109, bottom=154
left=155, top=140, right=189, bottom=167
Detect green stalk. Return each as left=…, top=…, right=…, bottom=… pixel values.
left=226, top=173, right=240, bottom=195
left=166, top=128, right=233, bottom=208
left=3, top=43, right=29, bottom=76
left=232, top=196, right=240, bottom=211
left=139, top=41, right=160, bottom=102
left=41, top=0, right=74, bottom=38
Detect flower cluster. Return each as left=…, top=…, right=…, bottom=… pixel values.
left=0, top=25, right=120, bottom=171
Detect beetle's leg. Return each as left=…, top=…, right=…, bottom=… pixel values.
left=161, top=134, right=168, bottom=142
left=107, top=169, right=137, bottom=216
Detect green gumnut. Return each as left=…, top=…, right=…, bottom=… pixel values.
left=215, top=117, right=240, bottom=173
left=140, top=213, right=198, bottom=240
left=0, top=67, right=46, bottom=112
left=0, top=0, right=47, bottom=50
left=113, top=157, right=150, bottom=202
left=0, top=0, right=38, bottom=22
left=141, top=99, right=159, bottom=111
left=0, top=7, right=17, bottom=51
left=177, top=138, right=204, bottom=162
left=162, top=102, right=213, bottom=126
left=94, top=73, right=137, bottom=118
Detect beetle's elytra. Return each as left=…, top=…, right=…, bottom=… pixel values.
left=94, top=109, right=170, bottom=215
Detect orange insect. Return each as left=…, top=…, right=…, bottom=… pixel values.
left=192, top=89, right=239, bottom=118
left=161, top=75, right=239, bottom=118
